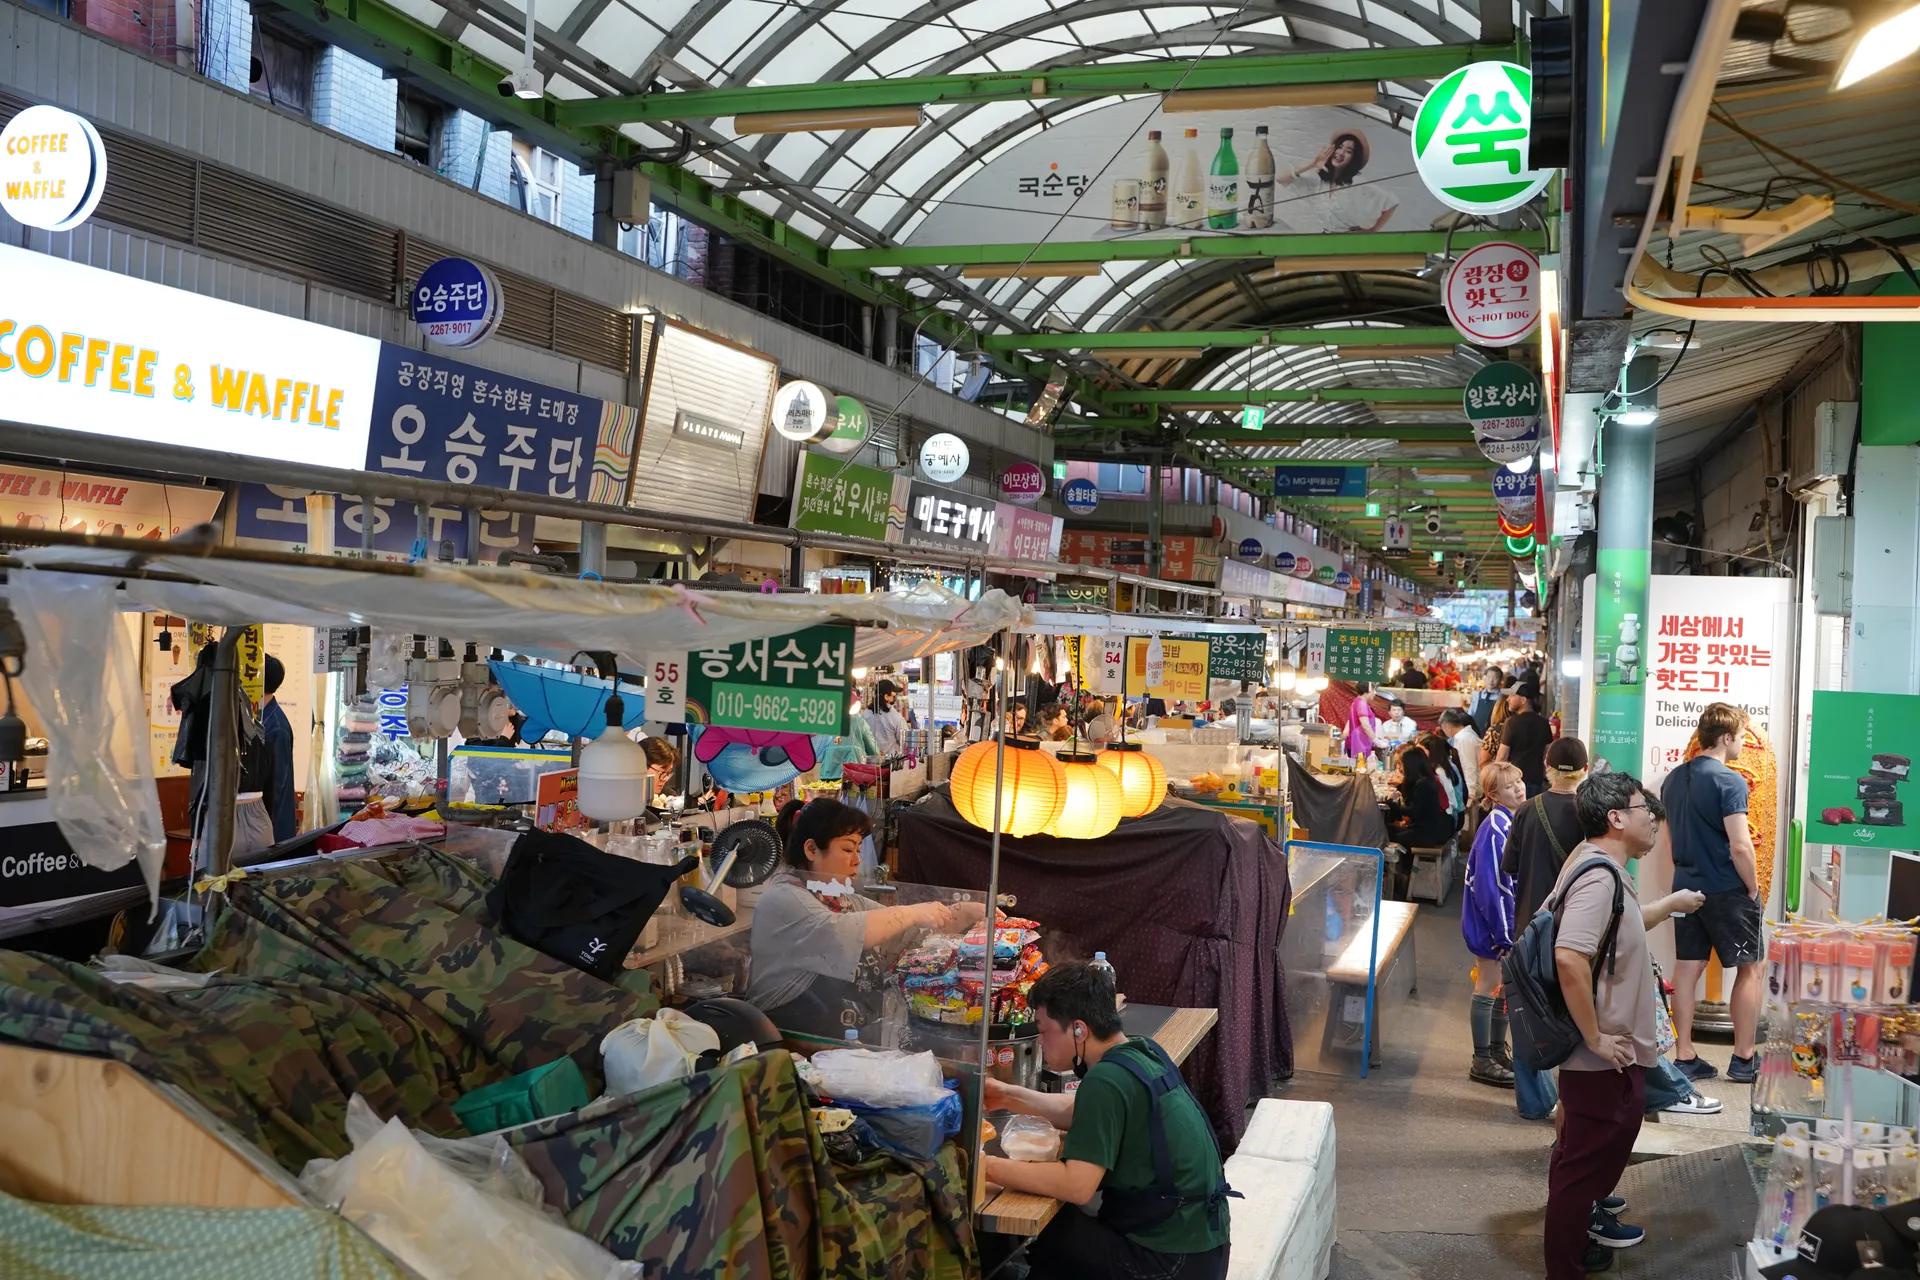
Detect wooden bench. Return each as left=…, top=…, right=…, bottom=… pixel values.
left=1323, top=900, right=1419, bottom=1069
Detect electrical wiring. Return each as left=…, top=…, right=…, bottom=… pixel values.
left=1708, top=106, right=1920, bottom=217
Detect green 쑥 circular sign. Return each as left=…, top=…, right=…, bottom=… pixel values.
left=1315, top=565, right=1337, bottom=585
left=1411, top=61, right=1554, bottom=216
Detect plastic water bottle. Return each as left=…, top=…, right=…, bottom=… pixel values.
left=1090, top=952, right=1117, bottom=992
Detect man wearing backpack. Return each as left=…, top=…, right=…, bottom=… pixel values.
left=1543, top=772, right=1704, bottom=1278
left=1661, top=702, right=1765, bottom=1086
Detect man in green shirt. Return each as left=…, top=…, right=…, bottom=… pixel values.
left=983, top=963, right=1232, bottom=1279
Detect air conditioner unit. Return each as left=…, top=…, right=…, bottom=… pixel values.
left=1811, top=402, right=1858, bottom=481
left=610, top=169, right=651, bottom=226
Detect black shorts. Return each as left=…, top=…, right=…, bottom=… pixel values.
left=1673, top=889, right=1764, bottom=966
left=1028, top=1206, right=1229, bottom=1280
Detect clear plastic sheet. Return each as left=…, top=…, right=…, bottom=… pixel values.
left=9, top=570, right=165, bottom=910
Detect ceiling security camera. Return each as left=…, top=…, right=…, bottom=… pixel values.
left=499, top=66, right=545, bottom=98
left=1425, top=513, right=1443, bottom=535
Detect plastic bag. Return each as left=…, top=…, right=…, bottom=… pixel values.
left=808, top=1048, right=948, bottom=1108
left=92, top=955, right=219, bottom=991
left=846, top=1086, right=962, bottom=1160
left=301, top=1096, right=640, bottom=1280
left=1000, top=1114, right=1063, bottom=1162
left=601, top=1010, right=721, bottom=1096
left=9, top=569, right=166, bottom=910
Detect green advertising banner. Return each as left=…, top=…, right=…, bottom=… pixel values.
left=1325, top=628, right=1390, bottom=681
left=1416, top=621, right=1451, bottom=647
left=790, top=451, right=895, bottom=540
left=685, top=624, right=853, bottom=735
left=1591, top=426, right=1653, bottom=774
left=1187, top=629, right=1266, bottom=683
left=1807, top=690, right=1920, bottom=849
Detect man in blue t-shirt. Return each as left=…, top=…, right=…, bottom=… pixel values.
left=1658, top=703, right=1763, bottom=1085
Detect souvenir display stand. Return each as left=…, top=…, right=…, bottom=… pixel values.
left=1747, top=918, right=1920, bottom=1276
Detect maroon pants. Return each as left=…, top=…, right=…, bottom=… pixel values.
left=1545, top=1065, right=1646, bottom=1279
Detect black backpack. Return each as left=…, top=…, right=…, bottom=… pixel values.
left=1501, top=856, right=1625, bottom=1070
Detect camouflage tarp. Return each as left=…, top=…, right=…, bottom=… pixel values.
left=0, top=847, right=978, bottom=1279
left=512, top=1046, right=975, bottom=1279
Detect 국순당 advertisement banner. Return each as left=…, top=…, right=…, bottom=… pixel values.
left=906, top=102, right=1449, bottom=247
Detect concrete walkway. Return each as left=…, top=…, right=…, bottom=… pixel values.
left=1268, top=890, right=1757, bottom=1278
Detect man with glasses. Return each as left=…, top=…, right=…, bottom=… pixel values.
left=1544, top=772, right=1705, bottom=1277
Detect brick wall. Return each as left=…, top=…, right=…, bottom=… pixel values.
left=435, top=110, right=515, bottom=206
left=561, top=164, right=594, bottom=240
left=310, top=46, right=397, bottom=150
left=198, top=0, right=250, bottom=91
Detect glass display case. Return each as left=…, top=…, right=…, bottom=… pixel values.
left=1280, top=840, right=1396, bottom=1077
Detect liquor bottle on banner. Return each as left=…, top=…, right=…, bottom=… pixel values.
left=1247, top=125, right=1275, bottom=229
left=1207, top=127, right=1239, bottom=230
left=1140, top=130, right=1168, bottom=229
left=1173, top=128, right=1203, bottom=228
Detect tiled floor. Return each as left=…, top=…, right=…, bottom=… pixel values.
left=1268, top=890, right=1758, bottom=1279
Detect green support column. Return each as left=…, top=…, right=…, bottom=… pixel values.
left=1591, top=423, right=1654, bottom=776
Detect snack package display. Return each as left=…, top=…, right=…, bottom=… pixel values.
left=900, top=912, right=1049, bottom=1026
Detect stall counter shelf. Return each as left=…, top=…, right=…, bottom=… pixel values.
left=976, top=1002, right=1219, bottom=1236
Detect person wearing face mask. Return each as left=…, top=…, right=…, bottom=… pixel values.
left=745, top=799, right=984, bottom=1038
left=982, top=963, right=1233, bottom=1279
left=863, top=679, right=910, bottom=760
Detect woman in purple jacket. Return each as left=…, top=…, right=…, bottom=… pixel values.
left=1464, top=762, right=1526, bottom=1088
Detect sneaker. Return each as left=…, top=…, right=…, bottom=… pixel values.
left=1490, top=1043, right=1515, bottom=1071
left=1670, top=1055, right=1719, bottom=1082
left=1726, top=1054, right=1759, bottom=1084
left=1582, top=1241, right=1614, bottom=1272
left=1662, top=1090, right=1724, bottom=1116
left=1589, top=1207, right=1646, bottom=1249
left=1470, top=1056, right=1516, bottom=1088
left=1598, top=1194, right=1628, bottom=1214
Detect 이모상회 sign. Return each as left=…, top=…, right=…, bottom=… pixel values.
left=683, top=624, right=853, bottom=736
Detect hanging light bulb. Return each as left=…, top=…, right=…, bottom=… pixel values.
left=1276, top=663, right=1298, bottom=691
left=1044, top=751, right=1123, bottom=839
left=576, top=654, right=651, bottom=822
left=1095, top=742, right=1167, bottom=818
left=950, top=737, right=1067, bottom=836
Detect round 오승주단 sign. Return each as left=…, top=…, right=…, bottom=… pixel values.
left=1411, top=61, right=1554, bottom=216
left=0, top=105, right=107, bottom=233
left=1444, top=241, right=1541, bottom=345
left=411, top=257, right=501, bottom=349
left=919, top=433, right=970, bottom=483
left=1465, top=362, right=1542, bottom=465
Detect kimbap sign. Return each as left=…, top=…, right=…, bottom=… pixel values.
left=0, top=105, right=107, bottom=232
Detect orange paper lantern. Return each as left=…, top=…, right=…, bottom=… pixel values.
left=1045, top=751, right=1124, bottom=839
left=950, top=737, right=1067, bottom=836
left=1096, top=742, right=1168, bottom=818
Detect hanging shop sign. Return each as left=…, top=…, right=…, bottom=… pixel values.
left=371, top=346, right=637, bottom=504
left=1063, top=633, right=1126, bottom=694
left=1345, top=575, right=1362, bottom=596
left=231, top=483, right=535, bottom=564
left=1274, top=551, right=1297, bottom=574
left=633, top=320, right=773, bottom=523
left=1125, top=636, right=1210, bottom=701
left=1237, top=537, right=1265, bottom=560
left=1293, top=555, right=1314, bottom=578
left=991, top=503, right=1061, bottom=562
left=1272, top=465, right=1368, bottom=499
left=409, top=256, right=502, bottom=349
left=1443, top=241, right=1541, bottom=345
left=0, top=464, right=220, bottom=537
left=998, top=461, right=1047, bottom=506
left=1057, top=530, right=1211, bottom=582
left=822, top=395, right=871, bottom=455
left=1383, top=518, right=1412, bottom=556
left=1323, top=628, right=1389, bottom=681
left=681, top=624, right=854, bottom=737
left=1491, top=463, right=1538, bottom=518
left=790, top=450, right=901, bottom=541
left=918, top=433, right=971, bottom=484
left=0, top=243, right=380, bottom=470
left=1411, top=61, right=1554, bottom=216
left=1465, top=362, right=1542, bottom=465
left=1333, top=569, right=1354, bottom=592
left=672, top=410, right=746, bottom=450
left=1416, top=621, right=1451, bottom=647
left=1314, top=565, right=1337, bottom=585
left=1060, top=477, right=1100, bottom=515
left=771, top=379, right=835, bottom=443
left=0, top=104, right=107, bottom=233
left=1194, top=629, right=1266, bottom=683
left=0, top=796, right=143, bottom=911
left=903, top=480, right=996, bottom=551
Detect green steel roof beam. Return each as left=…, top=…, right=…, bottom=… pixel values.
left=831, top=229, right=1542, bottom=270
left=1213, top=457, right=1495, bottom=469
left=1112, top=387, right=1468, bottom=405
left=554, top=42, right=1520, bottom=128
left=1181, top=424, right=1473, bottom=442
left=985, top=326, right=1468, bottom=353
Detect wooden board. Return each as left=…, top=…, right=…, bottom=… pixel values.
left=976, top=1006, right=1221, bottom=1236
left=0, top=1043, right=295, bottom=1209
left=1327, top=900, right=1419, bottom=986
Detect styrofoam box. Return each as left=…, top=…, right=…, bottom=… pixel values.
left=1223, top=1154, right=1333, bottom=1280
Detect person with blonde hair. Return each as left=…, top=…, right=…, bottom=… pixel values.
left=1463, top=761, right=1525, bottom=1087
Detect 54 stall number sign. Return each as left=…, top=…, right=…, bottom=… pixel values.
left=680, top=624, right=854, bottom=736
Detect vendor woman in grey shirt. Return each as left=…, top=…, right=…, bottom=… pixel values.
left=746, top=798, right=984, bottom=1037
